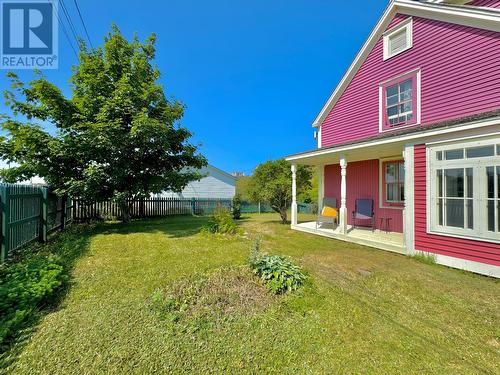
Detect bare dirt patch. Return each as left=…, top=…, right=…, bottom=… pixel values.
left=152, top=267, right=275, bottom=326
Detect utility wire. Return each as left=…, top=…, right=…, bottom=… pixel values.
left=73, top=0, right=94, bottom=49
left=48, top=0, right=78, bottom=59
left=59, top=0, right=80, bottom=46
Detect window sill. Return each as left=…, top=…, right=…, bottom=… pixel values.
left=380, top=204, right=404, bottom=210
left=427, top=229, right=500, bottom=245
left=380, top=121, right=419, bottom=133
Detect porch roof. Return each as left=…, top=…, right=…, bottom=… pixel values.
left=285, top=111, right=500, bottom=165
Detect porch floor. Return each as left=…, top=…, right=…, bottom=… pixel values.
left=292, top=221, right=405, bottom=254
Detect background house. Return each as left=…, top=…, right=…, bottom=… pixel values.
left=156, top=165, right=236, bottom=199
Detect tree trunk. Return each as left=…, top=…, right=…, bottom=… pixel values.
left=279, top=209, right=287, bottom=224
left=119, top=201, right=131, bottom=223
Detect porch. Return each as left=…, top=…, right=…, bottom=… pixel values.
left=287, top=137, right=411, bottom=255
left=293, top=221, right=405, bottom=254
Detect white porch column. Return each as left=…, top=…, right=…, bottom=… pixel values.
left=317, top=165, right=324, bottom=211
left=291, top=164, right=298, bottom=226
left=339, top=155, right=348, bottom=234
left=403, top=145, right=416, bottom=254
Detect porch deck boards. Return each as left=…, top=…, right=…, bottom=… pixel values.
left=292, top=221, right=405, bottom=254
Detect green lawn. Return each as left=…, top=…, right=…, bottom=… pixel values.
left=2, top=214, right=499, bottom=374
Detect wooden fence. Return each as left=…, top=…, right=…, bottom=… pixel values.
left=0, top=184, right=72, bottom=261
left=72, top=197, right=232, bottom=222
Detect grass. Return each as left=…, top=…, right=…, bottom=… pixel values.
left=1, top=213, right=499, bottom=374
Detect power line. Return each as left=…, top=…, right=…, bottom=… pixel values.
left=59, top=0, right=80, bottom=46
left=73, top=0, right=94, bottom=49
left=48, top=0, right=78, bottom=59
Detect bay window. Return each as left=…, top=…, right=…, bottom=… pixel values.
left=429, top=138, right=500, bottom=242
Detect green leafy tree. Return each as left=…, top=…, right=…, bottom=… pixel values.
left=0, top=25, right=206, bottom=221
left=248, top=159, right=312, bottom=224
left=235, top=175, right=252, bottom=201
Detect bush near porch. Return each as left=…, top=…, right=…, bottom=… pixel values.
left=1, top=214, right=499, bottom=374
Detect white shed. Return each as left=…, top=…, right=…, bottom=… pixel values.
left=156, top=165, right=236, bottom=199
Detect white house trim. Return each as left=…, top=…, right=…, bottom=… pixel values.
left=403, top=145, right=415, bottom=254
left=287, top=116, right=500, bottom=163
left=383, top=17, right=413, bottom=60
left=416, top=250, right=500, bottom=278
left=312, top=0, right=500, bottom=128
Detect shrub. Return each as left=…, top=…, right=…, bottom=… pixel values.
left=204, top=206, right=237, bottom=234
left=249, top=239, right=306, bottom=294
left=232, top=194, right=242, bottom=220
left=0, top=256, right=66, bottom=346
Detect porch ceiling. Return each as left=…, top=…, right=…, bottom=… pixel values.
left=287, top=140, right=407, bottom=166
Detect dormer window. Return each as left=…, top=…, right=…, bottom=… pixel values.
left=383, top=18, right=412, bottom=60
left=379, top=69, right=421, bottom=132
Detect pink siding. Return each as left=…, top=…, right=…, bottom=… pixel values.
left=413, top=144, right=500, bottom=266
left=324, top=160, right=403, bottom=232
left=472, top=0, right=500, bottom=8
left=321, top=14, right=500, bottom=148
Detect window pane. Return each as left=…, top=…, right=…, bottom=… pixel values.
left=467, top=200, right=473, bottom=229
left=400, top=101, right=412, bottom=114
left=487, top=200, right=495, bottom=232
left=437, top=199, right=443, bottom=225
left=436, top=151, right=442, bottom=161
left=387, top=183, right=398, bottom=201
left=466, top=145, right=494, bottom=158
left=487, top=166, right=494, bottom=199
left=437, top=169, right=443, bottom=197
left=446, top=199, right=464, bottom=228
left=399, top=163, right=405, bottom=181
left=466, top=168, right=473, bottom=198
left=445, top=169, right=464, bottom=198
left=387, top=105, right=398, bottom=117
left=387, top=94, right=398, bottom=106
left=399, top=79, right=412, bottom=95
left=386, top=85, right=397, bottom=98
left=386, top=164, right=397, bottom=182
left=400, top=184, right=405, bottom=201
left=497, top=167, right=500, bottom=199
left=445, top=149, right=464, bottom=160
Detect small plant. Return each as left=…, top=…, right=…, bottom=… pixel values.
left=0, top=256, right=66, bottom=346
left=249, top=238, right=306, bottom=294
left=410, top=252, right=437, bottom=265
left=203, top=206, right=237, bottom=234
left=232, top=194, right=242, bottom=220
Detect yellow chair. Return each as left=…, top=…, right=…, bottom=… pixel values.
left=316, top=197, right=338, bottom=229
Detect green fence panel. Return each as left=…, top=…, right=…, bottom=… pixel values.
left=0, top=183, right=70, bottom=262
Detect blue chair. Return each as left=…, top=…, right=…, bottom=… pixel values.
left=352, top=199, right=375, bottom=231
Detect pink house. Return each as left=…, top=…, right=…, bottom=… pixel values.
left=286, top=0, right=500, bottom=277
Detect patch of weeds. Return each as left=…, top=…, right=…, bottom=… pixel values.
left=409, top=252, right=437, bottom=265
left=202, top=206, right=238, bottom=234
left=249, top=238, right=307, bottom=294
left=151, top=267, right=274, bottom=331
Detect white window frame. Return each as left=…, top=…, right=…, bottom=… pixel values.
left=383, top=17, right=413, bottom=61
left=378, top=68, right=421, bottom=133
left=379, top=156, right=405, bottom=210
left=427, top=137, right=500, bottom=243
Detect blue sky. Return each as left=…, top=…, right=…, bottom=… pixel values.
left=0, top=0, right=388, bottom=175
